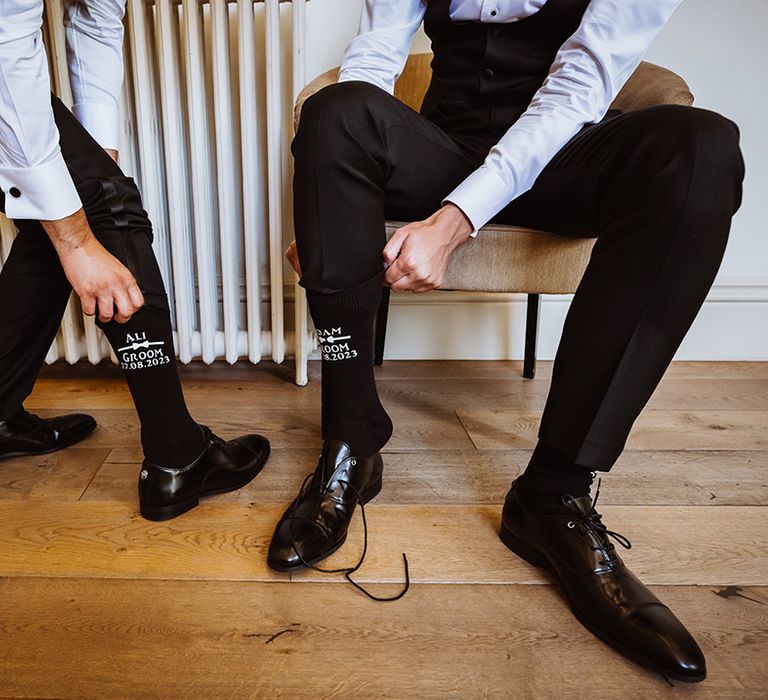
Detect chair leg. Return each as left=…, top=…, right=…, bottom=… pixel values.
left=523, top=293, right=540, bottom=380
left=374, top=286, right=391, bottom=365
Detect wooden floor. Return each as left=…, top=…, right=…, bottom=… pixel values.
left=1, top=360, right=767, bottom=698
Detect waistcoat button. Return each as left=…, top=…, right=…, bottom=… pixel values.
left=491, top=27, right=502, bottom=39
left=482, top=68, right=495, bottom=79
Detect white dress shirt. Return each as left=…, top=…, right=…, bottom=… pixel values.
left=339, top=0, right=684, bottom=233
left=0, top=0, right=126, bottom=221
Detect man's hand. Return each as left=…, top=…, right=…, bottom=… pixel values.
left=383, top=203, right=473, bottom=292
left=41, top=208, right=144, bottom=324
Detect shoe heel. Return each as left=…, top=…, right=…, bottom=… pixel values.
left=360, top=476, right=382, bottom=504
left=499, top=523, right=544, bottom=568
left=140, top=496, right=199, bottom=522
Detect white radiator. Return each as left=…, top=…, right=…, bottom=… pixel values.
left=0, top=0, right=312, bottom=382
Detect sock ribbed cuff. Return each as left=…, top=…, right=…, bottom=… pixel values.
left=306, top=272, right=385, bottom=319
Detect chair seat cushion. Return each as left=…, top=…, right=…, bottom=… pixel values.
left=385, top=222, right=596, bottom=294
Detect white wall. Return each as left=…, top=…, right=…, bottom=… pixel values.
left=304, top=0, right=768, bottom=360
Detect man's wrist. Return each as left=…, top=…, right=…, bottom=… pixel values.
left=438, top=203, right=474, bottom=246
left=41, top=208, right=98, bottom=258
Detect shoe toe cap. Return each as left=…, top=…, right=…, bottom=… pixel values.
left=232, top=434, right=271, bottom=464
left=49, top=413, right=97, bottom=439
left=623, top=604, right=706, bottom=681
left=267, top=519, right=332, bottom=572
left=267, top=537, right=303, bottom=571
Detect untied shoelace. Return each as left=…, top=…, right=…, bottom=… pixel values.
left=287, top=472, right=410, bottom=602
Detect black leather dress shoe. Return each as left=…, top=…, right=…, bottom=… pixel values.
left=0, top=409, right=97, bottom=459
left=267, top=439, right=383, bottom=572
left=500, top=480, right=706, bottom=682
left=139, top=426, right=270, bottom=521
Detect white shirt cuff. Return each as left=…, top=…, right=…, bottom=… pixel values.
left=73, top=101, right=121, bottom=151
left=443, top=165, right=514, bottom=236
left=0, top=155, right=82, bottom=221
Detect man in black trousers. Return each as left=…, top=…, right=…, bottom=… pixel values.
left=0, top=1, right=270, bottom=520
left=269, top=0, right=744, bottom=681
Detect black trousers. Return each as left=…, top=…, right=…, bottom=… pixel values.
left=293, top=81, right=744, bottom=469
left=0, top=96, right=201, bottom=466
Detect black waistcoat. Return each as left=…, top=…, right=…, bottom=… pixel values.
left=421, top=0, right=590, bottom=136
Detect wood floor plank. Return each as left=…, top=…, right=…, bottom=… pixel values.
left=371, top=360, right=768, bottom=381
left=86, top=449, right=768, bottom=506
left=292, top=503, right=768, bottom=586
left=378, top=377, right=768, bottom=412
left=0, top=502, right=765, bottom=585
left=26, top=375, right=320, bottom=411
left=1, top=578, right=765, bottom=699
left=0, top=447, right=110, bottom=501
left=0, top=501, right=283, bottom=582
left=27, top=373, right=768, bottom=413
left=458, top=409, right=768, bottom=451
left=43, top=404, right=474, bottom=456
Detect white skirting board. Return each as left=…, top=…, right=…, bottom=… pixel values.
left=330, top=276, right=768, bottom=362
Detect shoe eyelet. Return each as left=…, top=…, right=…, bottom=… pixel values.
left=140, top=469, right=149, bottom=480
left=567, top=521, right=575, bottom=529
left=350, top=459, right=357, bottom=466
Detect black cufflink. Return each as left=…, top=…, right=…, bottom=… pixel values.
left=9, top=187, right=21, bottom=198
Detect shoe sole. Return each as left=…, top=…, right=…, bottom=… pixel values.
left=499, top=523, right=707, bottom=684
left=139, top=444, right=271, bottom=522
left=267, top=474, right=383, bottom=573
left=0, top=423, right=98, bottom=460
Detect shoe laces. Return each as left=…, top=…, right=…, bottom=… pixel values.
left=287, top=472, right=410, bottom=602
left=563, top=478, right=631, bottom=566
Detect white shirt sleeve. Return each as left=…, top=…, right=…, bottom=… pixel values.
left=0, top=0, right=82, bottom=221
left=65, top=0, right=126, bottom=150
left=444, top=0, right=686, bottom=233
left=338, top=0, right=427, bottom=94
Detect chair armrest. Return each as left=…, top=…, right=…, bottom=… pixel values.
left=294, top=68, right=340, bottom=134
left=611, top=61, right=694, bottom=112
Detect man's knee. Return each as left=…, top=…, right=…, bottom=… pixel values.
left=616, top=106, right=743, bottom=221
left=631, top=106, right=742, bottom=186
left=294, top=81, right=394, bottom=153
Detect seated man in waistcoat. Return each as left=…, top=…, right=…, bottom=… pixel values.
left=268, top=0, right=744, bottom=681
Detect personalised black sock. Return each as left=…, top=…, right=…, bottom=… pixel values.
left=306, top=273, right=393, bottom=458
left=516, top=441, right=595, bottom=512
left=99, top=304, right=205, bottom=468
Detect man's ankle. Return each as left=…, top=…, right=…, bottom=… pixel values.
left=516, top=441, right=595, bottom=512
left=325, top=409, right=393, bottom=459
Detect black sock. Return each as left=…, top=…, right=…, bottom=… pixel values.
left=99, top=303, right=205, bottom=468
left=516, top=441, right=595, bottom=512
left=306, top=273, right=393, bottom=457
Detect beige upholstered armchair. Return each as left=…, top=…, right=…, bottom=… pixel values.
left=294, top=54, right=694, bottom=378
